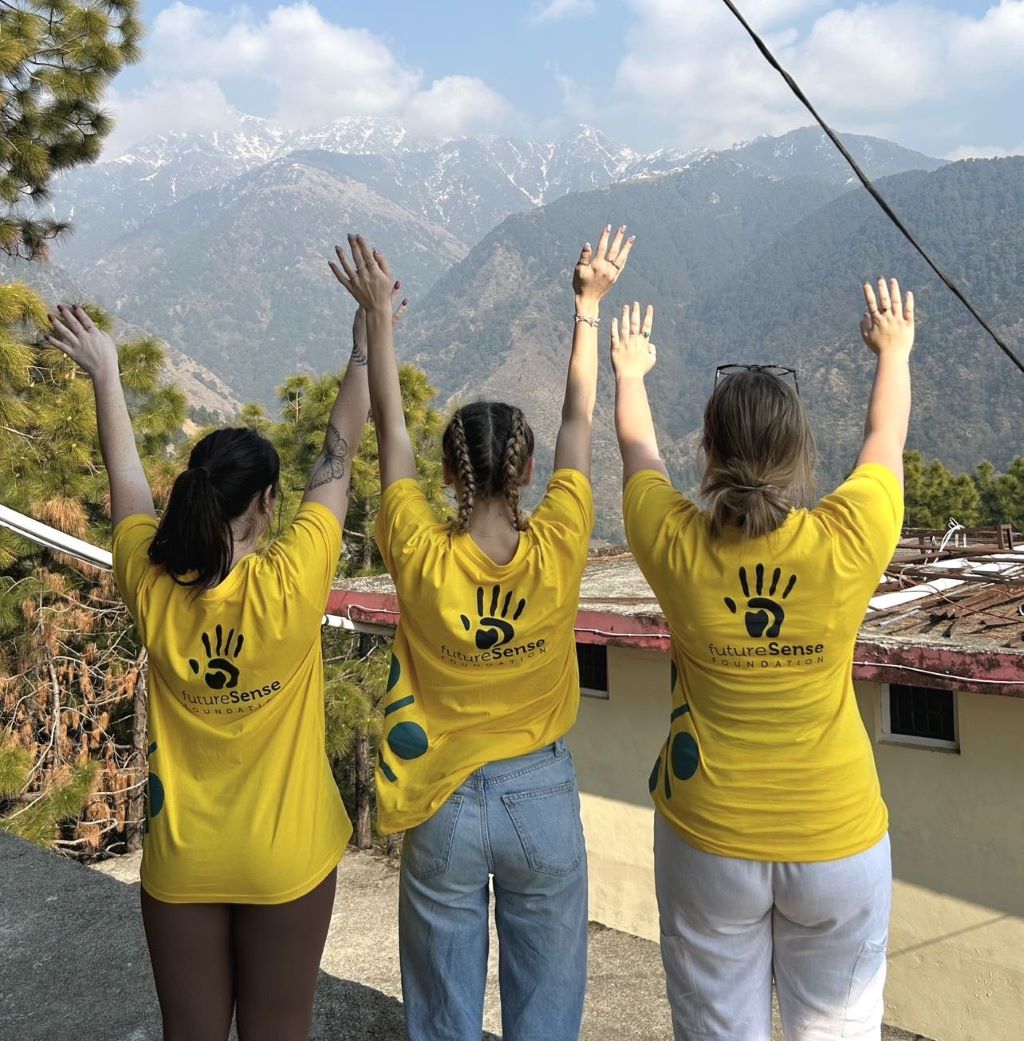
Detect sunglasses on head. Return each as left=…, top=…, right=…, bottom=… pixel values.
left=714, top=364, right=800, bottom=396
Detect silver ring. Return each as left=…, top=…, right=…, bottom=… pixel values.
left=878, top=306, right=888, bottom=313
left=354, top=265, right=365, bottom=273
left=641, top=330, right=650, bottom=339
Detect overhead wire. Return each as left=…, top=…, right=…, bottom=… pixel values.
left=716, top=0, right=1024, bottom=376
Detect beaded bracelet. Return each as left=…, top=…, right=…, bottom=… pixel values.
left=573, top=313, right=600, bottom=328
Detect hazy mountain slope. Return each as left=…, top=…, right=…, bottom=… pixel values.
left=677, top=156, right=1024, bottom=482
left=85, top=158, right=468, bottom=403
left=399, top=157, right=1023, bottom=538
left=729, top=127, right=945, bottom=184
left=0, top=256, right=242, bottom=417
left=397, top=159, right=848, bottom=535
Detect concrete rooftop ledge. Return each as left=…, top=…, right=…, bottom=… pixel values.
left=0, top=833, right=933, bottom=1041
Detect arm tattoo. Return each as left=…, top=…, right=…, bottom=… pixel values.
left=351, top=341, right=367, bottom=366
left=307, top=422, right=349, bottom=490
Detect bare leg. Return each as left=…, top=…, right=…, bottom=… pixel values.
left=233, top=868, right=337, bottom=1041
left=140, top=889, right=235, bottom=1041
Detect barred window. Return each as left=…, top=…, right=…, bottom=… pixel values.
left=577, top=643, right=609, bottom=698
left=882, top=684, right=958, bottom=750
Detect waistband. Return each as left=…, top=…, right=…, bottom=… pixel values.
left=460, top=739, right=569, bottom=789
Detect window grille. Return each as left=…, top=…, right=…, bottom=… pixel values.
left=577, top=643, right=609, bottom=698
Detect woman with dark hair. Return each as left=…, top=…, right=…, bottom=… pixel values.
left=331, top=228, right=632, bottom=1041
left=612, top=280, right=914, bottom=1041
left=44, top=264, right=405, bottom=1041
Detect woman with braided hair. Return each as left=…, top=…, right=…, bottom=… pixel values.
left=332, top=227, right=633, bottom=1041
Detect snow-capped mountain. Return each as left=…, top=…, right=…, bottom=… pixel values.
left=47, top=120, right=701, bottom=264
left=28, top=121, right=946, bottom=409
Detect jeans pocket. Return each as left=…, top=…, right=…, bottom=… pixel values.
left=501, top=780, right=584, bottom=877
left=842, top=938, right=887, bottom=1037
left=402, top=793, right=464, bottom=881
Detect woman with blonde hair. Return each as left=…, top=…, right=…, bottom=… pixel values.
left=613, top=279, right=913, bottom=1041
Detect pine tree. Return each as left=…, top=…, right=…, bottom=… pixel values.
left=0, top=0, right=143, bottom=260
left=0, top=282, right=184, bottom=853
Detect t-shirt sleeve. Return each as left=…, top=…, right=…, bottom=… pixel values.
left=112, top=515, right=159, bottom=622
left=622, top=469, right=699, bottom=583
left=375, top=479, right=445, bottom=583
left=529, top=469, right=595, bottom=561
left=264, top=502, right=343, bottom=613
left=813, top=463, right=904, bottom=580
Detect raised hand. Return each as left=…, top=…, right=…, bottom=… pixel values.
left=610, top=301, right=656, bottom=380
left=573, top=224, right=635, bottom=302
left=343, top=277, right=408, bottom=365
left=860, top=277, right=914, bottom=357
left=329, top=234, right=397, bottom=317
left=45, top=304, right=118, bottom=378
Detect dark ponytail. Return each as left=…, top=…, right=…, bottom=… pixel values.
left=149, top=428, right=280, bottom=590
left=442, top=402, right=535, bottom=533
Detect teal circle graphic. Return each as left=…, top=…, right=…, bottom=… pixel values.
left=387, top=722, right=429, bottom=761
left=671, top=732, right=699, bottom=781
left=386, top=655, right=401, bottom=693
left=648, top=757, right=661, bottom=793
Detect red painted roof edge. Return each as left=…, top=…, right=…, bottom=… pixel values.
left=327, top=591, right=1024, bottom=697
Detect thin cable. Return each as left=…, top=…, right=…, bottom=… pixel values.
left=717, top=0, right=1024, bottom=376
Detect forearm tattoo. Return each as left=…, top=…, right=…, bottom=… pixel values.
left=351, top=341, right=367, bottom=366
left=307, top=422, right=349, bottom=489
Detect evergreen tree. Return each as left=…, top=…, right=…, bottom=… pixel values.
left=904, top=450, right=1024, bottom=531
left=0, top=0, right=142, bottom=260
left=0, top=282, right=183, bottom=853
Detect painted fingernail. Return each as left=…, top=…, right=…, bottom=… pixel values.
left=628, top=235, right=636, bottom=241
left=606, top=224, right=612, bottom=230
left=402, top=298, right=408, bottom=306
left=584, top=242, right=591, bottom=250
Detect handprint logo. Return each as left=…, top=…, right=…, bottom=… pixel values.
left=460, top=584, right=527, bottom=650
left=188, top=625, right=245, bottom=689
left=724, top=564, right=797, bottom=639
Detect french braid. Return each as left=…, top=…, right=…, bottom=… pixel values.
left=448, top=410, right=476, bottom=532
left=501, top=407, right=530, bottom=531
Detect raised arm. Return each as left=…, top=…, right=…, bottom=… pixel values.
left=857, top=277, right=914, bottom=487
left=612, top=301, right=668, bottom=484
left=331, top=234, right=414, bottom=491
left=302, top=244, right=407, bottom=521
left=45, top=305, right=155, bottom=527
left=555, top=224, right=635, bottom=476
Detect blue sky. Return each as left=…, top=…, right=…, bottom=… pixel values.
left=106, top=0, right=1024, bottom=159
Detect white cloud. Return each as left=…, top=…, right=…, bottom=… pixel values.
left=603, top=1, right=1024, bottom=153
left=406, top=76, right=516, bottom=137
left=105, top=78, right=238, bottom=156
left=529, top=0, right=596, bottom=23
left=107, top=3, right=517, bottom=150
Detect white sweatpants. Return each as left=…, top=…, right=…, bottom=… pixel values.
left=654, top=814, right=891, bottom=1041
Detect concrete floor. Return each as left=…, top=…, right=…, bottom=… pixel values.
left=0, top=834, right=932, bottom=1040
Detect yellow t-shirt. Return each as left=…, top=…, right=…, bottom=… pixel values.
left=373, top=468, right=594, bottom=833
left=112, top=502, right=352, bottom=903
left=623, top=463, right=903, bottom=862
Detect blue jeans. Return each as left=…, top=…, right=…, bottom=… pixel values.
left=399, top=740, right=588, bottom=1041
